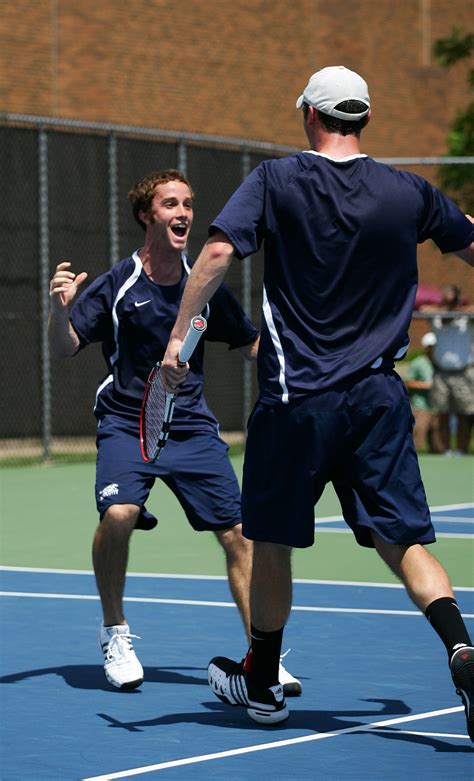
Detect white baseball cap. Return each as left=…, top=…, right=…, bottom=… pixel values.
left=296, top=65, right=370, bottom=120
left=421, top=332, right=437, bottom=347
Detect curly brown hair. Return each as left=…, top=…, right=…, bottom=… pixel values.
left=128, top=169, right=194, bottom=230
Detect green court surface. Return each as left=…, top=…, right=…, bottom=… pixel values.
left=1, top=454, right=473, bottom=586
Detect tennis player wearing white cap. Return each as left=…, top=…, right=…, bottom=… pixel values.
left=163, top=65, right=474, bottom=732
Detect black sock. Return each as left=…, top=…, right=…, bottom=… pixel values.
left=425, top=597, right=472, bottom=661
left=249, top=624, right=284, bottom=688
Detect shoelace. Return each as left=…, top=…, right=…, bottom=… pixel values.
left=105, top=632, right=140, bottom=662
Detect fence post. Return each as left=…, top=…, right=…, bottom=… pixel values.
left=241, top=149, right=253, bottom=434
left=38, top=127, right=51, bottom=461
left=108, top=134, right=119, bottom=266
left=177, top=142, right=187, bottom=174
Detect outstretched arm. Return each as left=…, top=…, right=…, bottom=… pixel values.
left=455, top=214, right=474, bottom=268
left=162, top=231, right=235, bottom=378
left=48, top=261, right=88, bottom=357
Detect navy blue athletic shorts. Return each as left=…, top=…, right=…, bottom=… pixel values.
left=95, top=416, right=242, bottom=532
left=242, top=369, right=435, bottom=549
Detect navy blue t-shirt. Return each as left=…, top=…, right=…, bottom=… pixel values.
left=210, top=151, right=474, bottom=403
left=70, top=251, right=258, bottom=430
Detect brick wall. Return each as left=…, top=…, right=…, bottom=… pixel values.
left=1, top=0, right=473, bottom=342
left=2, top=1, right=472, bottom=146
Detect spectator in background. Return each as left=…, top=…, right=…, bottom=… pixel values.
left=405, top=332, right=436, bottom=452
left=415, top=283, right=444, bottom=310
left=415, top=282, right=469, bottom=311
left=421, top=286, right=474, bottom=455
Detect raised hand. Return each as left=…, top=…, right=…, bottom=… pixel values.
left=49, top=261, right=88, bottom=312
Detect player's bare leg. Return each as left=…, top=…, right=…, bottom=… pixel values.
left=412, top=409, right=432, bottom=452
left=92, top=503, right=140, bottom=626
left=207, top=539, right=292, bottom=723
left=214, top=524, right=252, bottom=641
left=251, top=541, right=293, bottom=630
left=93, top=503, right=143, bottom=689
left=371, top=531, right=474, bottom=740
left=456, top=414, right=472, bottom=454
left=257, top=541, right=303, bottom=694
left=214, top=531, right=302, bottom=695
left=431, top=412, right=451, bottom=453
left=370, top=533, right=453, bottom=610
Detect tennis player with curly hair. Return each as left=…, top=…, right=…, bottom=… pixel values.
left=48, top=169, right=301, bottom=696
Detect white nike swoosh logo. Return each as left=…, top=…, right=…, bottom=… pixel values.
left=134, top=300, right=151, bottom=308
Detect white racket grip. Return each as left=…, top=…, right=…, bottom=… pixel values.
left=178, top=315, right=208, bottom=363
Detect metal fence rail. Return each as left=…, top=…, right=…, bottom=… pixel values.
left=1, top=114, right=472, bottom=462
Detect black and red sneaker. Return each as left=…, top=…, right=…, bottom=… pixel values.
left=450, top=645, right=474, bottom=741
left=208, top=655, right=289, bottom=724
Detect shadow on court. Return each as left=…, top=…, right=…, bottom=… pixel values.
left=0, top=664, right=208, bottom=691
left=95, top=699, right=473, bottom=753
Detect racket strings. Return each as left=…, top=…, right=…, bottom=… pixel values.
left=144, top=370, right=170, bottom=457
left=140, top=317, right=208, bottom=462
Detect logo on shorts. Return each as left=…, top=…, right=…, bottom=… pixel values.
left=99, top=483, right=119, bottom=501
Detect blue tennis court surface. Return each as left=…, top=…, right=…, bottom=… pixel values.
left=315, top=503, right=474, bottom=537
left=1, top=566, right=473, bottom=780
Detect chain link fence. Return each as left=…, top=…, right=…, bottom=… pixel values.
left=1, top=114, right=473, bottom=462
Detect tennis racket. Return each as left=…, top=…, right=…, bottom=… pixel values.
left=140, top=315, right=207, bottom=462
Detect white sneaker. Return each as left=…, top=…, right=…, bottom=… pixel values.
left=99, top=623, right=144, bottom=690
left=279, top=649, right=302, bottom=696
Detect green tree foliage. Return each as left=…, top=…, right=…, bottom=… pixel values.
left=433, top=28, right=474, bottom=210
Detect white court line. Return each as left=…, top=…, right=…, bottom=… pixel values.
left=314, top=527, right=474, bottom=540
left=317, top=527, right=473, bottom=541
left=431, top=517, right=474, bottom=524
left=1, top=591, right=473, bottom=618
left=431, top=533, right=474, bottom=539
left=314, top=515, right=348, bottom=523
left=314, top=502, right=474, bottom=526
left=1, top=567, right=473, bottom=591
left=0, top=566, right=230, bottom=579
left=81, top=706, right=466, bottom=780
left=429, top=502, right=473, bottom=512
left=316, top=519, right=473, bottom=530
left=372, top=728, right=467, bottom=739
left=0, top=592, right=234, bottom=609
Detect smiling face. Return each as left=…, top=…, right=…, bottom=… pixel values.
left=139, top=180, right=194, bottom=252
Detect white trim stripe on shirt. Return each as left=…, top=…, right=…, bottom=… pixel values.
left=262, top=284, right=289, bottom=404
left=95, top=251, right=210, bottom=410
left=303, top=150, right=368, bottom=162
left=94, top=374, right=113, bottom=412
left=109, top=252, right=143, bottom=366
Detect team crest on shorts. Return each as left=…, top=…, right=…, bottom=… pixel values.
left=99, top=483, right=119, bottom=501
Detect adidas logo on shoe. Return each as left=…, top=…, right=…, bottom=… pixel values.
left=208, top=655, right=289, bottom=725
